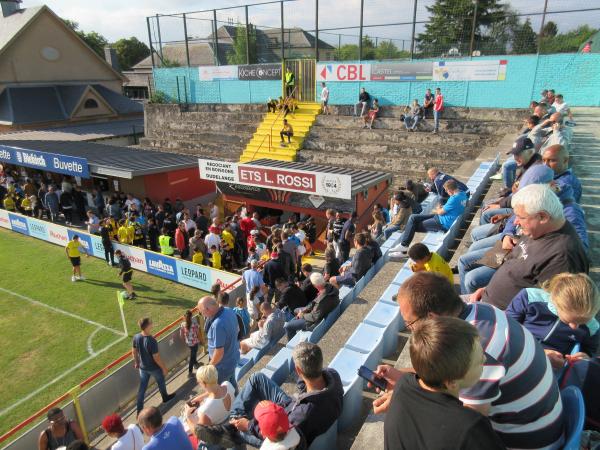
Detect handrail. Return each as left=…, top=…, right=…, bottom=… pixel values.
left=0, top=255, right=270, bottom=445
left=245, top=86, right=297, bottom=162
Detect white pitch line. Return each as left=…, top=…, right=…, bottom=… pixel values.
left=0, top=335, right=127, bottom=418
left=0, top=286, right=124, bottom=336
left=86, top=327, right=103, bottom=356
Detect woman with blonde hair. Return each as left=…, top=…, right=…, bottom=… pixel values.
left=506, top=272, right=600, bottom=369
left=184, top=365, right=235, bottom=429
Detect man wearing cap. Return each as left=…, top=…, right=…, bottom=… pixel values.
left=254, top=401, right=303, bottom=449
left=481, top=135, right=541, bottom=224
left=203, top=342, right=342, bottom=448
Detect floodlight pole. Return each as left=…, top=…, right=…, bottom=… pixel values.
left=538, top=0, right=549, bottom=53
left=280, top=1, right=285, bottom=61
left=245, top=5, right=250, bottom=64
left=183, top=13, right=190, bottom=67
left=410, top=0, right=417, bottom=60
left=146, top=17, right=155, bottom=67
left=155, top=14, right=164, bottom=61
left=358, top=0, right=364, bottom=61
left=315, top=0, right=319, bottom=61
left=469, top=0, right=479, bottom=57
left=213, top=9, right=220, bottom=66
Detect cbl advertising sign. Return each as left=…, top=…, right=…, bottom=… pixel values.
left=317, top=63, right=371, bottom=82
left=198, top=159, right=352, bottom=200
left=0, top=144, right=90, bottom=178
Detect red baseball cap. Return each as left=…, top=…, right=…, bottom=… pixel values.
left=254, top=401, right=290, bottom=441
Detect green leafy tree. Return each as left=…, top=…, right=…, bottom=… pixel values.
left=416, top=0, right=506, bottom=56
left=511, top=18, right=538, bottom=54
left=62, top=19, right=108, bottom=57
left=336, top=44, right=358, bottom=60
left=159, top=57, right=181, bottom=68
left=541, top=21, right=558, bottom=38
left=113, top=37, right=150, bottom=71
left=226, top=24, right=257, bottom=65
left=375, top=40, right=410, bottom=60
left=539, top=25, right=597, bottom=54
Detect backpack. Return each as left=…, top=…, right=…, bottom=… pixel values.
left=560, top=357, right=600, bottom=431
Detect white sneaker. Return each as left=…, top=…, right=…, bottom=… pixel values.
left=71, top=276, right=77, bottom=282
left=389, top=251, right=409, bottom=261
left=389, top=244, right=408, bottom=254
left=79, top=275, right=86, bottom=280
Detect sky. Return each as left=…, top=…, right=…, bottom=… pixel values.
left=30, top=0, right=599, bottom=47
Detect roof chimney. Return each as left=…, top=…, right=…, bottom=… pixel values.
left=104, top=45, right=121, bottom=72
left=1, top=0, right=22, bottom=17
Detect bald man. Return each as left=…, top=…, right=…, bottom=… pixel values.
left=198, top=295, right=240, bottom=390
left=542, top=144, right=582, bottom=202
left=426, top=168, right=468, bottom=204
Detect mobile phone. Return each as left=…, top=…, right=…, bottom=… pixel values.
left=358, top=365, right=387, bottom=391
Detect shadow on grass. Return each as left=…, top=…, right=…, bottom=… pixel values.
left=84, top=279, right=157, bottom=292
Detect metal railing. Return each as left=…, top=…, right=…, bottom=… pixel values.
left=246, top=85, right=297, bottom=162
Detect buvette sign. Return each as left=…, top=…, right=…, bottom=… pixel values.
left=0, top=144, right=90, bottom=178
left=199, top=159, right=352, bottom=200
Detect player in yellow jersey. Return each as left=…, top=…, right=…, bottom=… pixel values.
left=65, top=235, right=88, bottom=282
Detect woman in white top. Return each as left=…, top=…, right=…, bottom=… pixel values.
left=184, top=365, right=235, bottom=430
left=101, top=413, right=144, bottom=450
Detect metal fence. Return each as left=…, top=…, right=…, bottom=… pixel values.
left=146, top=0, right=600, bottom=67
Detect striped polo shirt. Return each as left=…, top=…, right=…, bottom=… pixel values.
left=459, top=303, right=564, bottom=449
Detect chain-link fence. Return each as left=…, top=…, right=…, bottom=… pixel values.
left=146, top=0, right=600, bottom=67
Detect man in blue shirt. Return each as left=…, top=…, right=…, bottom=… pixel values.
left=542, top=144, right=582, bottom=202
left=198, top=295, right=240, bottom=391
left=390, top=180, right=467, bottom=257
left=138, top=406, right=193, bottom=450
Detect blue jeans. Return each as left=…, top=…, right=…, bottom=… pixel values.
left=400, top=214, right=444, bottom=247
left=433, top=110, right=441, bottom=131
left=470, top=223, right=498, bottom=242
left=383, top=224, right=401, bottom=239
left=404, top=115, right=420, bottom=130
left=502, top=157, right=518, bottom=189
left=218, top=367, right=238, bottom=394
left=284, top=318, right=307, bottom=340
left=137, top=368, right=168, bottom=413
left=468, top=233, right=502, bottom=252
left=231, top=372, right=293, bottom=447
left=479, top=207, right=513, bottom=225
left=458, top=248, right=497, bottom=294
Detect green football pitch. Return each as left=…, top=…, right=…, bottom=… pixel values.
left=0, top=228, right=206, bottom=437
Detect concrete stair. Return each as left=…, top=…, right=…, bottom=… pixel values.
left=239, top=102, right=321, bottom=163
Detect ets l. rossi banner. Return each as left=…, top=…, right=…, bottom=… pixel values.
left=198, top=159, right=352, bottom=200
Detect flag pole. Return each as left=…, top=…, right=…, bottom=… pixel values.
left=117, top=290, right=128, bottom=337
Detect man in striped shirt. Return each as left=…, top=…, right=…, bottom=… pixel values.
left=374, top=272, right=563, bottom=450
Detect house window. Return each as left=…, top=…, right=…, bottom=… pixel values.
left=84, top=98, right=99, bottom=109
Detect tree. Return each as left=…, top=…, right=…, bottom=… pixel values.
left=375, top=40, right=410, bottom=60
left=416, top=0, right=507, bottom=56
left=113, top=37, right=150, bottom=71
left=62, top=19, right=108, bottom=57
left=539, top=25, right=597, bottom=54
left=541, top=21, right=558, bottom=38
left=511, top=19, right=538, bottom=54
left=336, top=44, right=358, bottom=61
left=226, top=24, right=257, bottom=65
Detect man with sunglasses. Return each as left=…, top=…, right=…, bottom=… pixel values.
left=38, top=407, right=84, bottom=450
left=374, top=272, right=564, bottom=450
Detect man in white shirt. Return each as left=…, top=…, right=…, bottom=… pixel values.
left=551, top=94, right=571, bottom=118
left=205, top=226, right=221, bottom=251
left=320, top=82, right=330, bottom=115
left=85, top=210, right=100, bottom=234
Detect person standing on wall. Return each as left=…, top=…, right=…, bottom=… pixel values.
left=180, top=309, right=202, bottom=378
left=132, top=317, right=176, bottom=415
left=285, top=67, right=295, bottom=97
left=115, top=249, right=136, bottom=300
left=433, top=87, right=444, bottom=134
left=320, top=82, right=330, bottom=115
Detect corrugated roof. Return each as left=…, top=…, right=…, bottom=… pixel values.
left=0, top=140, right=198, bottom=178
left=248, top=158, right=392, bottom=195
left=0, top=118, right=144, bottom=141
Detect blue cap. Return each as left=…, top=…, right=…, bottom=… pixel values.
left=519, top=164, right=554, bottom=188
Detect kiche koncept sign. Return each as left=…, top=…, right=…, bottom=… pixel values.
left=198, top=159, right=352, bottom=200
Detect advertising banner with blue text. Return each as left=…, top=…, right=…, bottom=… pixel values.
left=145, top=251, right=179, bottom=282
left=0, top=209, right=12, bottom=229
left=0, top=144, right=90, bottom=178
left=8, top=213, right=29, bottom=235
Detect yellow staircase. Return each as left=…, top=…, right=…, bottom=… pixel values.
left=239, top=102, right=321, bottom=163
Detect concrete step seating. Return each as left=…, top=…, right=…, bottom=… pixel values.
left=327, top=105, right=528, bottom=121
left=239, top=102, right=321, bottom=163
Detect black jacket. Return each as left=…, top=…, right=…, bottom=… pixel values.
left=359, top=91, right=370, bottom=102
left=351, top=246, right=373, bottom=280
left=249, top=368, right=344, bottom=446
left=300, top=276, right=318, bottom=302
left=303, top=284, right=339, bottom=328
left=262, top=258, right=287, bottom=288
left=277, top=284, right=308, bottom=311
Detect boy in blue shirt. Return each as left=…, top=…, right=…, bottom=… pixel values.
left=506, top=272, right=599, bottom=370
left=390, top=179, right=468, bottom=257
